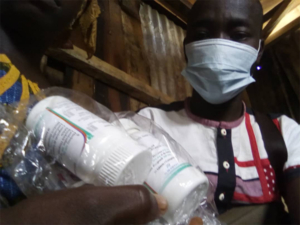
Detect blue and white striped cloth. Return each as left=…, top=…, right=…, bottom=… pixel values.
left=0, top=68, right=26, bottom=208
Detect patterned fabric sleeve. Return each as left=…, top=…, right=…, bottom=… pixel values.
left=278, top=115, right=300, bottom=182
left=0, top=54, right=40, bottom=207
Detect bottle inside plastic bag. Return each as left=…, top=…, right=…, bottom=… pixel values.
left=1, top=87, right=221, bottom=225
left=25, top=96, right=152, bottom=186
left=119, top=118, right=209, bottom=224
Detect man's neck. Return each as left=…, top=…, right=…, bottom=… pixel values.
left=190, top=91, right=244, bottom=122
left=0, top=28, right=50, bottom=88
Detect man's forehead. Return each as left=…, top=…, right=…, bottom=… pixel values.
left=188, top=0, right=262, bottom=26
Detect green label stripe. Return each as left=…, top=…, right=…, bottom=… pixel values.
left=47, top=107, right=94, bottom=140
left=159, top=163, right=192, bottom=193
left=143, top=182, right=157, bottom=194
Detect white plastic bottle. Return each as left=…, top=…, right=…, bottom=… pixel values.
left=119, top=119, right=209, bottom=224
left=26, top=96, right=152, bottom=186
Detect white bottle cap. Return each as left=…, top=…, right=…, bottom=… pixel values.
left=91, top=136, right=152, bottom=186
left=161, top=166, right=209, bottom=224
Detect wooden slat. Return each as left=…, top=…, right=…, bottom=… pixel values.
left=266, top=15, right=300, bottom=46
left=119, top=0, right=141, bottom=21
left=166, top=18, right=186, bottom=100
left=121, top=8, right=151, bottom=84
left=119, top=91, right=131, bottom=111
left=179, top=0, right=195, bottom=8
left=71, top=70, right=95, bottom=98
left=142, top=0, right=187, bottom=28
left=95, top=0, right=131, bottom=111
left=130, top=97, right=148, bottom=112
left=46, top=46, right=175, bottom=106
left=261, top=0, right=284, bottom=15
left=140, top=4, right=160, bottom=91
left=94, top=80, right=110, bottom=109
left=161, top=15, right=177, bottom=98
left=263, top=2, right=284, bottom=22
left=108, top=88, right=122, bottom=112
left=44, top=66, right=64, bottom=86
left=150, top=8, right=168, bottom=95
left=104, top=0, right=128, bottom=73
left=140, top=4, right=190, bottom=100
left=263, top=0, right=292, bottom=39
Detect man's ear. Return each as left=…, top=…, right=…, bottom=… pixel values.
left=256, top=39, right=265, bottom=63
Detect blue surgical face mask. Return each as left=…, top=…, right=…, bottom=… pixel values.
left=182, top=39, right=261, bottom=104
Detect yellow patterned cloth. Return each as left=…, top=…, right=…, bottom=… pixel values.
left=0, top=54, right=41, bottom=161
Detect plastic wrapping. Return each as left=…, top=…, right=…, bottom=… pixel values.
left=0, top=87, right=220, bottom=225
left=117, top=112, right=220, bottom=225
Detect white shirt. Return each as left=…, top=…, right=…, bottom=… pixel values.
left=138, top=98, right=300, bottom=207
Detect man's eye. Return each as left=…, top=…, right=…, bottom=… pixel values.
left=232, top=32, right=249, bottom=41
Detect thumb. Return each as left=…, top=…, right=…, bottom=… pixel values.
left=99, top=185, right=168, bottom=224
left=189, top=217, right=204, bottom=225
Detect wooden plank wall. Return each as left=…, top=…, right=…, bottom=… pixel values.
left=44, top=0, right=190, bottom=113
left=43, top=57, right=148, bottom=112
left=140, top=3, right=192, bottom=100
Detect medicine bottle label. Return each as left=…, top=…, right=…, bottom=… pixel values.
left=33, top=99, right=112, bottom=171
left=131, top=131, right=191, bottom=193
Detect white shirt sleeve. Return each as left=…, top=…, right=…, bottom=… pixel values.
left=137, top=107, right=154, bottom=120
left=279, top=115, right=300, bottom=170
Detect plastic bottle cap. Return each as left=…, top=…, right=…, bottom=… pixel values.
left=92, top=136, right=152, bottom=186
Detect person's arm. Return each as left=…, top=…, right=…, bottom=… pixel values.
left=279, top=115, right=300, bottom=224
left=284, top=177, right=300, bottom=224
left=0, top=185, right=165, bottom=224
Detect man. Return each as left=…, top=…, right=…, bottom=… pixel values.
left=138, top=0, right=300, bottom=224
left=0, top=0, right=298, bottom=224
left=0, top=0, right=174, bottom=224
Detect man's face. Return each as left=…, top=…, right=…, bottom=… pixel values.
left=0, top=0, right=83, bottom=41
left=185, top=0, right=263, bottom=50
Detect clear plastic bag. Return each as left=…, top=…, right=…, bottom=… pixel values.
left=117, top=112, right=221, bottom=225
left=1, top=87, right=152, bottom=193
left=0, top=87, right=221, bottom=225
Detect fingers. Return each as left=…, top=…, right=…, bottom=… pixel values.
left=112, top=185, right=167, bottom=224
left=153, top=194, right=168, bottom=215
left=189, top=217, right=204, bottom=225
left=1, top=185, right=167, bottom=225
left=88, top=185, right=167, bottom=224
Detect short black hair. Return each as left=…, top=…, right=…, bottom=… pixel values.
left=188, top=0, right=264, bottom=31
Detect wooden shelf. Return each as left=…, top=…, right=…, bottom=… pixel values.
left=46, top=46, right=175, bottom=106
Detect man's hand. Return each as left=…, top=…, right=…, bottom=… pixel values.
left=0, top=185, right=166, bottom=224
left=284, top=177, right=300, bottom=224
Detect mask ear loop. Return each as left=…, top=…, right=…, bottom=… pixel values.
left=257, top=39, right=262, bottom=52
left=251, top=39, right=262, bottom=77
